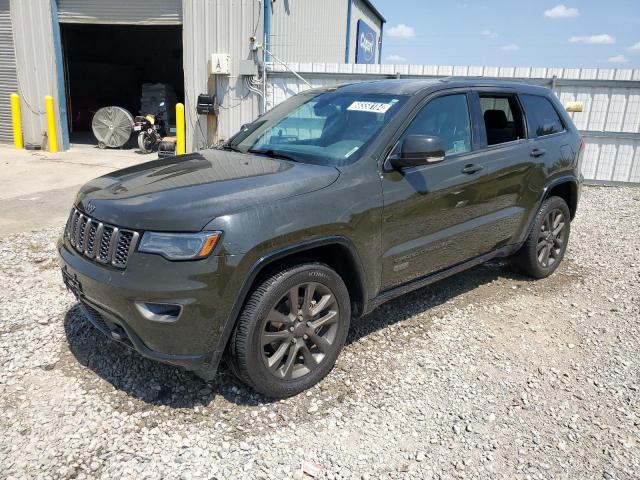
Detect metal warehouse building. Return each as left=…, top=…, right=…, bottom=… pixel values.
left=0, top=0, right=384, bottom=151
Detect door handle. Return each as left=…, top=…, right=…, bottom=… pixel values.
left=530, top=148, right=546, bottom=158
left=461, top=164, right=483, bottom=174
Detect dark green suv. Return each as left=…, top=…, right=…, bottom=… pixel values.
left=58, top=79, right=583, bottom=397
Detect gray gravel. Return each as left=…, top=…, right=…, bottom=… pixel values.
left=1, top=185, right=639, bottom=479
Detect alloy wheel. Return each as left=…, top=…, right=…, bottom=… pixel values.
left=537, top=208, right=566, bottom=268
left=260, top=282, right=340, bottom=380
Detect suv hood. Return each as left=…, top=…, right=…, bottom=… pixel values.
left=76, top=149, right=340, bottom=231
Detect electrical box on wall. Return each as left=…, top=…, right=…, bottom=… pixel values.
left=209, top=54, right=231, bottom=75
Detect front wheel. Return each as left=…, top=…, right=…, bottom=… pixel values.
left=137, top=131, right=158, bottom=153
left=230, top=263, right=351, bottom=398
left=511, top=196, right=571, bottom=279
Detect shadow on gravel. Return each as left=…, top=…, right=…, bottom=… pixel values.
left=346, top=260, right=524, bottom=345
left=63, top=305, right=269, bottom=408
left=63, top=260, right=525, bottom=408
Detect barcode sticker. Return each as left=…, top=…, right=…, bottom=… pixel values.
left=347, top=101, right=393, bottom=113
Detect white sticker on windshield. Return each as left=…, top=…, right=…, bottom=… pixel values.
left=347, top=101, right=393, bottom=114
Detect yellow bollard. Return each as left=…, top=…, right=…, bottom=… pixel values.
left=44, top=95, right=58, bottom=153
left=176, top=102, right=185, bottom=155
left=11, top=93, right=23, bottom=149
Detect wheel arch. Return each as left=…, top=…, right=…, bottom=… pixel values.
left=214, top=237, right=368, bottom=360
left=541, top=176, right=579, bottom=219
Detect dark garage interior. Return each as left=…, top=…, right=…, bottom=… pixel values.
left=60, top=23, right=184, bottom=143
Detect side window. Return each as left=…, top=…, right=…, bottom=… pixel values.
left=520, top=94, right=564, bottom=138
left=399, top=94, right=472, bottom=156
left=479, top=94, right=525, bottom=146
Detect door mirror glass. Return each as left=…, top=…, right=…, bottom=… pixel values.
left=391, top=135, right=445, bottom=169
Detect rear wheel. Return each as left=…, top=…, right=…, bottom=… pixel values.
left=511, top=196, right=571, bottom=279
left=230, top=263, right=350, bottom=398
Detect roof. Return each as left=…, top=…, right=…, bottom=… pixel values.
left=360, top=0, right=386, bottom=23
left=333, top=78, right=553, bottom=96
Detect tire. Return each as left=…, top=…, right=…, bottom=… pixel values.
left=230, top=263, right=351, bottom=398
left=137, top=132, right=157, bottom=153
left=511, top=196, right=571, bottom=279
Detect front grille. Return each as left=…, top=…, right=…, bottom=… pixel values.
left=65, top=207, right=139, bottom=269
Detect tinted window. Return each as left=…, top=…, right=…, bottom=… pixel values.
left=400, top=94, right=472, bottom=155
left=479, top=95, right=525, bottom=145
left=520, top=94, right=564, bottom=137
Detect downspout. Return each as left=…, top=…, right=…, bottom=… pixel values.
left=49, top=0, right=70, bottom=150
left=264, top=0, right=271, bottom=62
left=345, top=0, right=352, bottom=63
left=378, top=22, right=384, bottom=64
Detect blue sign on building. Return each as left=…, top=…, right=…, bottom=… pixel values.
left=355, top=20, right=377, bottom=64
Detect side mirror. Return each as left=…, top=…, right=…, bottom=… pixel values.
left=390, top=135, right=445, bottom=169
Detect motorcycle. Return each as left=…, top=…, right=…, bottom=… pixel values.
left=134, top=114, right=165, bottom=153
left=133, top=102, right=168, bottom=154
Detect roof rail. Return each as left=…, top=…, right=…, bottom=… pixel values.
left=440, top=76, right=530, bottom=83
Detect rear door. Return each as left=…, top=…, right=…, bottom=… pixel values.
left=380, top=90, right=497, bottom=289
left=519, top=93, right=574, bottom=177
left=471, top=89, right=537, bottom=247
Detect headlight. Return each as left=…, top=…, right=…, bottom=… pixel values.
left=138, top=231, right=222, bottom=260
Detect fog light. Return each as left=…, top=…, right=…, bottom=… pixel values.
left=135, top=302, right=182, bottom=323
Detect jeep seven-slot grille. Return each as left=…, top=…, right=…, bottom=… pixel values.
left=65, top=208, right=139, bottom=269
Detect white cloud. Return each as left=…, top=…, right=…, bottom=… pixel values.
left=387, top=24, right=416, bottom=39
left=569, top=34, right=615, bottom=45
left=385, top=54, right=407, bottom=63
left=544, top=5, right=579, bottom=19
left=608, top=54, right=629, bottom=63
left=628, top=42, right=640, bottom=52
left=480, top=29, right=498, bottom=38
left=500, top=43, right=519, bottom=52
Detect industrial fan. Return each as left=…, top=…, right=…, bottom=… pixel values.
left=91, top=106, right=134, bottom=149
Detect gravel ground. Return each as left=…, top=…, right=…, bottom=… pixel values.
left=1, top=185, right=639, bottom=480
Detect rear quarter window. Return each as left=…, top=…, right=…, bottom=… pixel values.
left=520, top=94, right=565, bottom=138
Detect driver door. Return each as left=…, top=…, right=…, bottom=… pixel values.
left=380, top=91, right=496, bottom=289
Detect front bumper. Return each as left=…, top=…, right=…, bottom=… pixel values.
left=58, top=236, right=242, bottom=372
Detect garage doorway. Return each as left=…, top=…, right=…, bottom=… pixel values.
left=60, top=23, right=184, bottom=145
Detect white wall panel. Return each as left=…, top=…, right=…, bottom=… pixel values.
left=629, top=147, right=640, bottom=183
left=605, top=89, right=627, bottom=131
left=182, top=0, right=261, bottom=149
left=622, top=93, right=640, bottom=133
left=612, top=142, right=635, bottom=182
left=11, top=0, right=63, bottom=149
left=0, top=0, right=18, bottom=143
left=271, top=0, right=347, bottom=63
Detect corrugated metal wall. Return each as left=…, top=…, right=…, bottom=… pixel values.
left=0, top=0, right=18, bottom=143
left=264, top=62, right=640, bottom=184
left=182, top=0, right=262, bottom=150
left=10, top=0, right=64, bottom=149
left=57, top=0, right=182, bottom=25
left=270, top=0, right=348, bottom=63
left=348, top=0, right=382, bottom=64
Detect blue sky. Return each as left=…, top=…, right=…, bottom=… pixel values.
left=374, top=1, right=640, bottom=68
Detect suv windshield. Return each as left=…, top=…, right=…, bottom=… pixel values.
left=225, top=90, right=408, bottom=166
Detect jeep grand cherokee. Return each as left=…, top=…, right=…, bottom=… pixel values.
left=59, top=79, right=583, bottom=397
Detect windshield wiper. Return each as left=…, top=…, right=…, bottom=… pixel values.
left=248, top=148, right=299, bottom=162
left=219, top=143, right=243, bottom=153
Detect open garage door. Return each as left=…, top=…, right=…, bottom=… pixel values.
left=57, top=0, right=182, bottom=25
left=57, top=0, right=184, bottom=146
